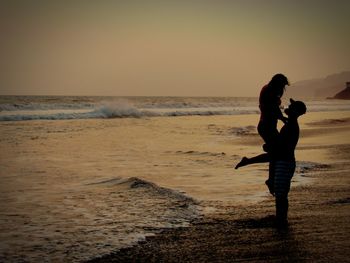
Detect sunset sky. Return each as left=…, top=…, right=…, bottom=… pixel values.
left=1, top=0, right=349, bottom=96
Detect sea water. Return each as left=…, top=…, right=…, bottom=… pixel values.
left=1, top=96, right=349, bottom=262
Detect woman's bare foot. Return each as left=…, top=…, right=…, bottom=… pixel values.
left=235, top=157, right=249, bottom=169
left=265, top=179, right=275, bottom=196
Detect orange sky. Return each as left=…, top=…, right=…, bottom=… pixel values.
left=1, top=1, right=349, bottom=96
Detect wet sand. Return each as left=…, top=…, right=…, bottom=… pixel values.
left=87, top=115, right=350, bottom=263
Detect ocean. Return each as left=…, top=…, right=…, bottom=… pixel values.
left=1, top=96, right=350, bottom=121
left=1, top=96, right=349, bottom=262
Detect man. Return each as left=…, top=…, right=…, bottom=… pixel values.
left=273, top=99, right=306, bottom=226
left=235, top=99, right=307, bottom=227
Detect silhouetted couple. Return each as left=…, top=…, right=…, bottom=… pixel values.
left=235, top=74, right=307, bottom=228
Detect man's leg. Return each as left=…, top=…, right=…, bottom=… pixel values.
left=275, top=196, right=288, bottom=225
left=273, top=160, right=295, bottom=226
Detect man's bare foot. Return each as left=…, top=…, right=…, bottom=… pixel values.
left=235, top=157, right=249, bottom=169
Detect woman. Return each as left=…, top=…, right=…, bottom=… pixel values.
left=235, top=74, right=289, bottom=194
left=258, top=73, right=289, bottom=150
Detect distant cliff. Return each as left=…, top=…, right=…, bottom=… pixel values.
left=333, top=84, right=350, bottom=100
left=285, top=71, right=350, bottom=98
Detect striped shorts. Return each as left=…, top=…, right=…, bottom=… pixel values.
left=273, top=160, right=296, bottom=198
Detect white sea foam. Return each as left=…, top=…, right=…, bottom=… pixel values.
left=91, top=101, right=153, bottom=118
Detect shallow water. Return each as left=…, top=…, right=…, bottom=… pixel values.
left=1, top=96, right=349, bottom=262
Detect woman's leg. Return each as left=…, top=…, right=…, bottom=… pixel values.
left=257, top=121, right=280, bottom=151
left=235, top=153, right=269, bottom=169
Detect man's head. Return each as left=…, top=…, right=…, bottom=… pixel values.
left=285, top=99, right=307, bottom=118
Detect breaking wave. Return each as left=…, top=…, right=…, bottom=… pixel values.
left=90, top=176, right=196, bottom=203
left=92, top=101, right=155, bottom=118
left=0, top=101, right=153, bottom=121
left=0, top=101, right=258, bottom=121
left=85, top=176, right=200, bottom=255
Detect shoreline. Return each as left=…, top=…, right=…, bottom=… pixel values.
left=86, top=145, right=350, bottom=262
left=1, top=111, right=349, bottom=262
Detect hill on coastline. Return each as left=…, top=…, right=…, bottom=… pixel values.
left=333, top=84, right=350, bottom=100
left=286, top=71, right=350, bottom=98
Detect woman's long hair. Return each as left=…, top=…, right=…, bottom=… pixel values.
left=268, top=73, right=289, bottom=96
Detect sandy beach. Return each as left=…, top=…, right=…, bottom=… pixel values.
left=87, top=112, right=350, bottom=263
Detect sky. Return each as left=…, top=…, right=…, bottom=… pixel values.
left=1, top=0, right=349, bottom=96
